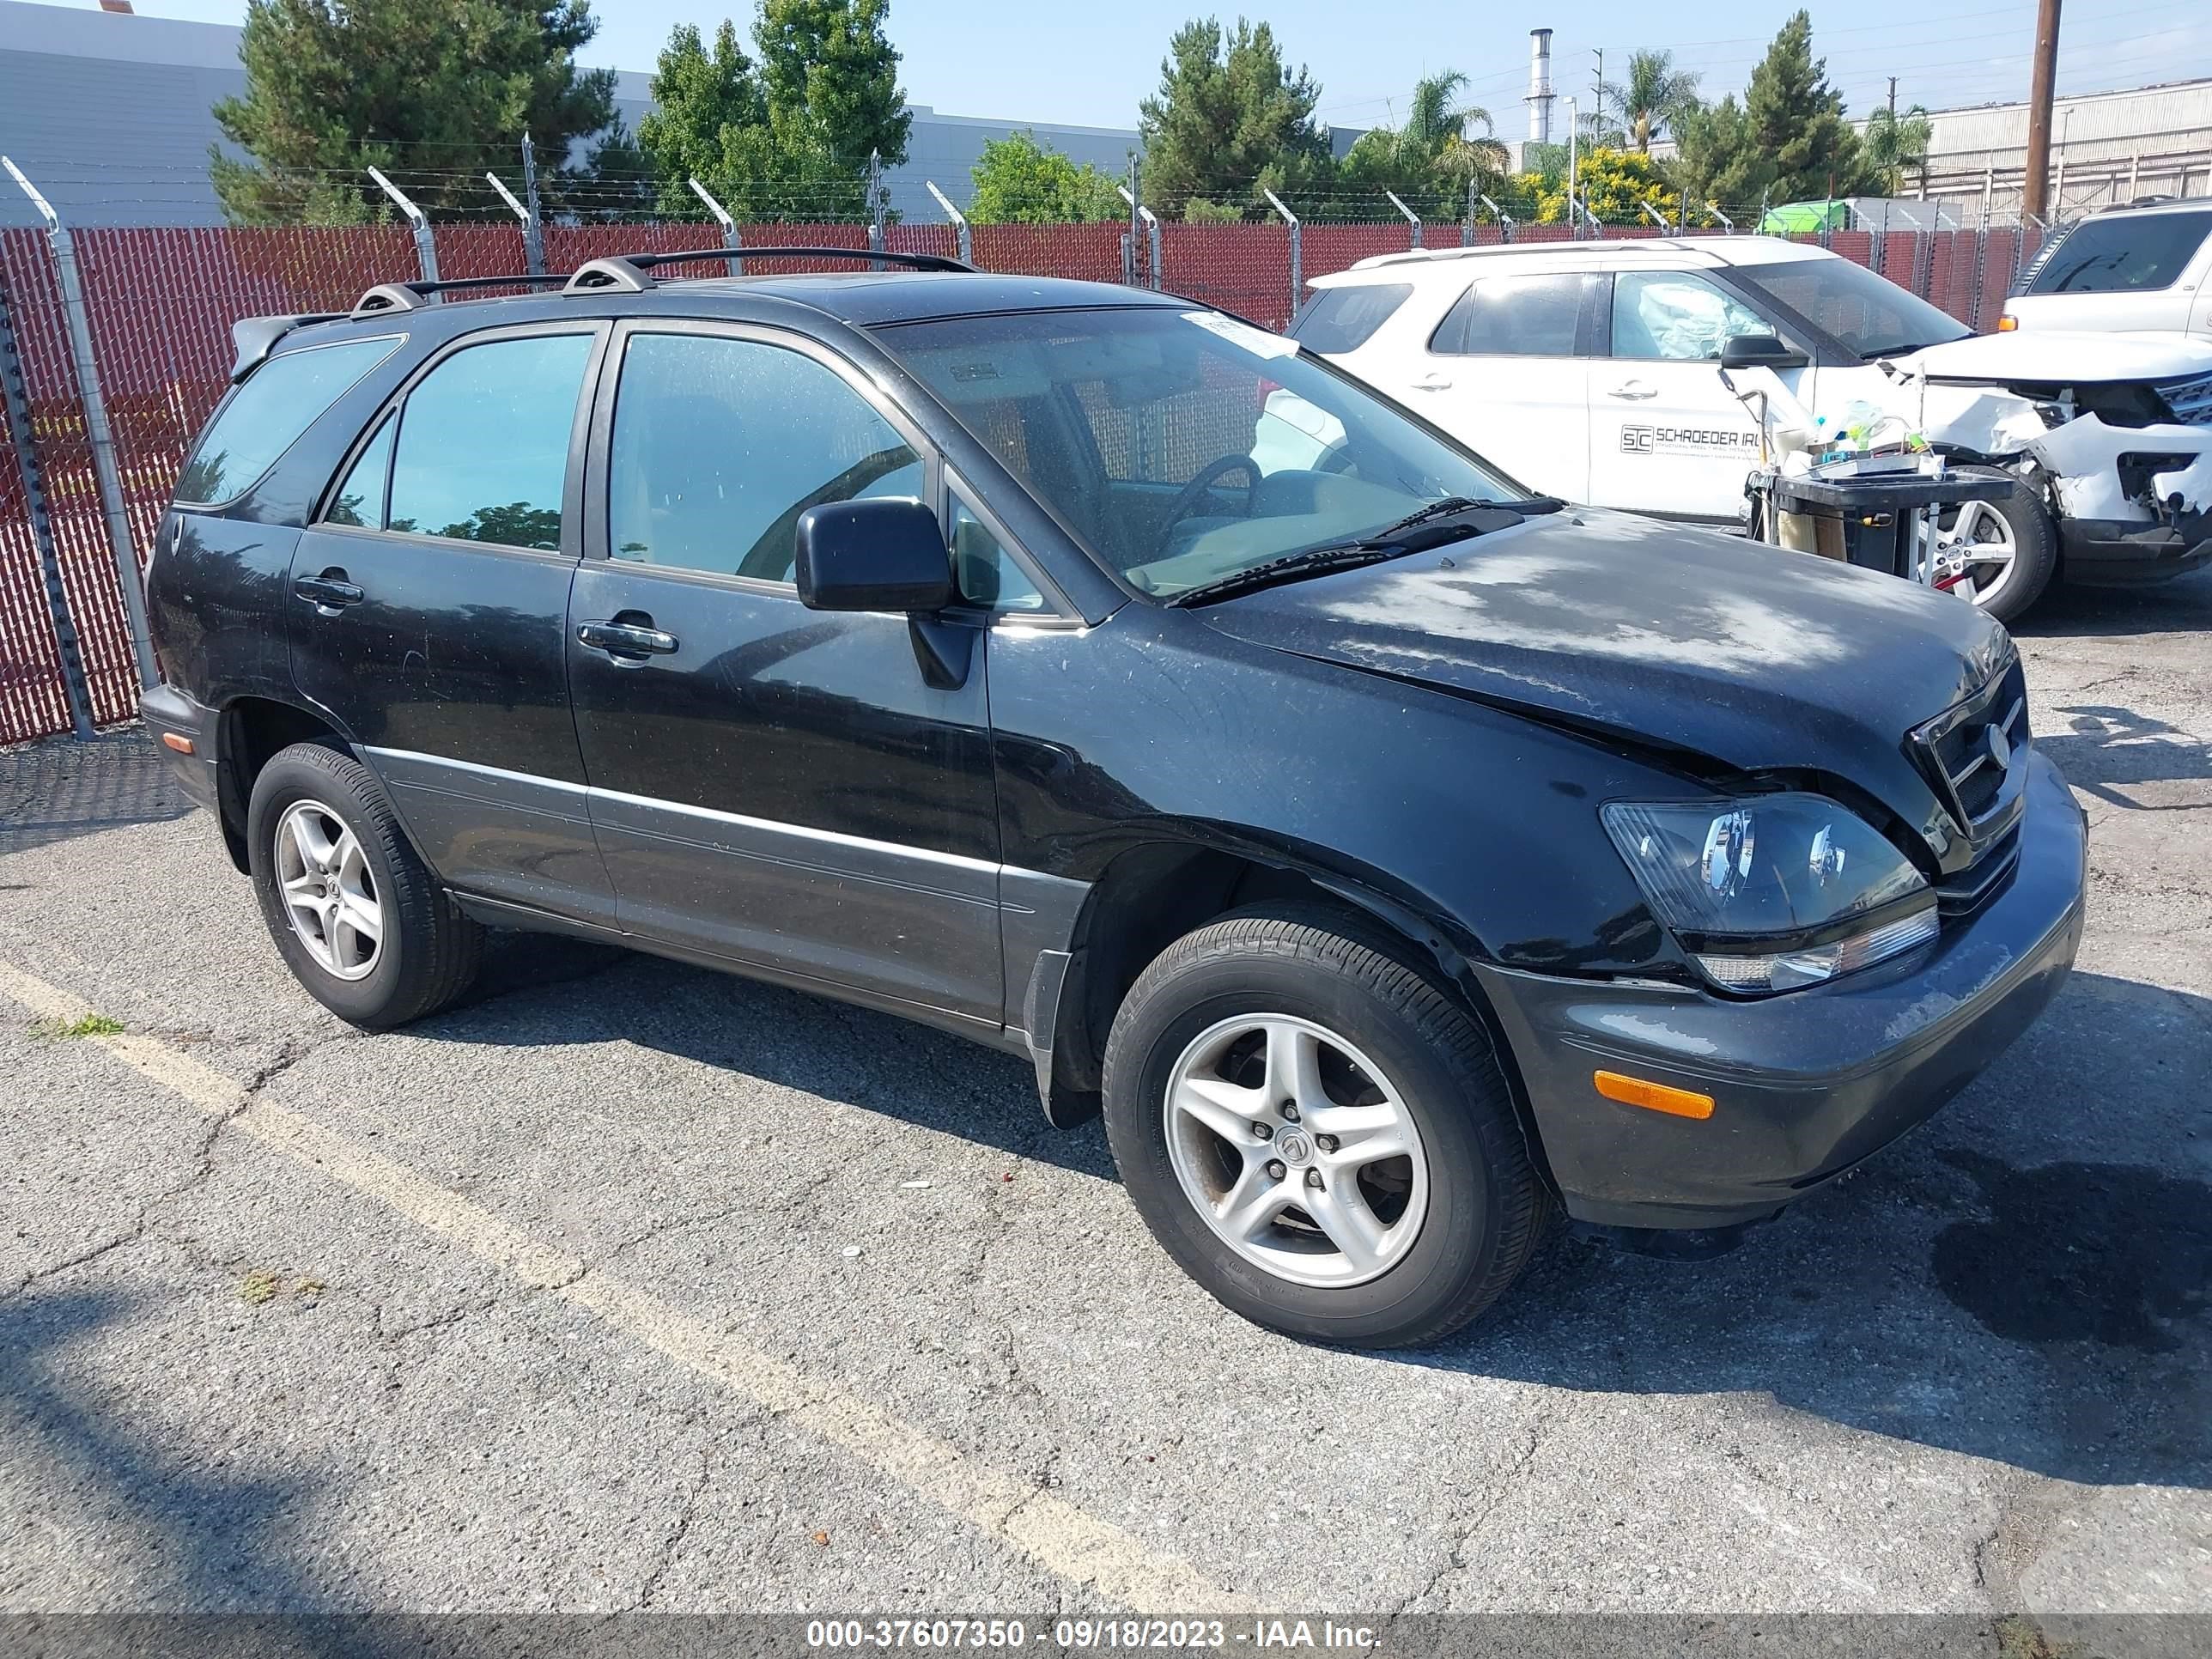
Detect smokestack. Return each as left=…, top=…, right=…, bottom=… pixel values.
left=1527, top=28, right=1555, bottom=147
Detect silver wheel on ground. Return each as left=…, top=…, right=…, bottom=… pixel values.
left=1164, top=1012, right=1430, bottom=1289
left=272, top=799, right=383, bottom=981
left=1932, top=495, right=2018, bottom=610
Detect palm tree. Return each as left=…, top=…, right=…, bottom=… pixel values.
left=1863, top=102, right=1935, bottom=195
left=1604, top=49, right=1703, bottom=153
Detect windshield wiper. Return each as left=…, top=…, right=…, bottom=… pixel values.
left=1165, top=544, right=1416, bottom=608
left=1166, top=498, right=1533, bottom=609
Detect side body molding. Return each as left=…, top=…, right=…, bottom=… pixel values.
left=358, top=746, right=1092, bottom=1102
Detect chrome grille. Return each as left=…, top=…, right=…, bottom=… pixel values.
left=1910, top=659, right=2030, bottom=848
left=2157, top=371, right=2212, bottom=428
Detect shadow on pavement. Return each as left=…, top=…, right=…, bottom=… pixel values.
left=2034, top=704, right=2210, bottom=811
left=0, top=728, right=191, bottom=858
left=0, top=1288, right=367, bottom=1640
left=421, top=938, right=2211, bottom=1492
left=2010, top=567, right=2212, bottom=640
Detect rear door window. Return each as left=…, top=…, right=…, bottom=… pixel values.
left=1290, top=283, right=1413, bottom=353
left=174, top=336, right=398, bottom=505
left=2027, top=211, right=2212, bottom=294
left=1430, top=274, right=1587, bottom=356
left=386, top=332, right=594, bottom=550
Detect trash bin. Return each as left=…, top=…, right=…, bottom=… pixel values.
left=1747, top=464, right=2014, bottom=587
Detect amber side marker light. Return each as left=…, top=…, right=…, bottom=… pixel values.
left=1996, top=315, right=2019, bottom=331
left=1595, top=1070, right=1715, bottom=1120
left=160, top=732, right=194, bottom=755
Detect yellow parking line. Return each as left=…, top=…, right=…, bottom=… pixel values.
left=0, top=959, right=1246, bottom=1613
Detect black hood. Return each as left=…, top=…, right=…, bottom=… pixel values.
left=1195, top=509, right=2014, bottom=860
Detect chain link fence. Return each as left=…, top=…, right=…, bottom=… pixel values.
left=0, top=214, right=2046, bottom=747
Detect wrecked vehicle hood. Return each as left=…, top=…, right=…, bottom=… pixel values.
left=1887, top=330, right=2212, bottom=386
left=1197, top=508, right=2011, bottom=852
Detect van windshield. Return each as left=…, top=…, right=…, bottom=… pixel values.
left=872, top=307, right=1523, bottom=600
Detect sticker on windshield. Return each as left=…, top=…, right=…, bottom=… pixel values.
left=1182, top=311, right=1299, bottom=360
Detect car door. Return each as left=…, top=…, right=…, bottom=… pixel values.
left=568, top=321, right=1003, bottom=1025
left=1585, top=269, right=1775, bottom=522
left=1413, top=271, right=1594, bottom=501
left=289, top=322, right=617, bottom=925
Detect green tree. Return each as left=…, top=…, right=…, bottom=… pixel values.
left=637, top=3, right=909, bottom=221
left=1863, top=101, right=1935, bottom=195
left=1674, top=11, right=1877, bottom=213
left=636, top=20, right=769, bottom=216
left=1603, top=50, right=1703, bottom=154
left=968, top=132, right=1124, bottom=224
left=1138, top=16, right=1329, bottom=219
left=1336, top=71, right=1506, bottom=220
left=210, top=0, right=621, bottom=225
left=752, top=0, right=911, bottom=173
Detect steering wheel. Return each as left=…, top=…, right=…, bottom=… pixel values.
left=1160, top=453, right=1262, bottom=548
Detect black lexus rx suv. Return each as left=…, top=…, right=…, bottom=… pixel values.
left=142, top=248, right=2087, bottom=1346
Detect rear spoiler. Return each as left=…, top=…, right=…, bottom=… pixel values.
left=228, top=313, right=340, bottom=381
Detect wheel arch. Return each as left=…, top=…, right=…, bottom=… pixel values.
left=212, top=696, right=356, bottom=872
left=1035, top=832, right=1554, bottom=1194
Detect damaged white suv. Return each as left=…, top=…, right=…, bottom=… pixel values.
left=1285, top=235, right=2212, bottom=623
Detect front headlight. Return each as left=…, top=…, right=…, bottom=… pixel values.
left=1601, top=794, right=1936, bottom=994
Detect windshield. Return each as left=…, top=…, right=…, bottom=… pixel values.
left=872, top=307, right=1522, bottom=599
left=2026, top=211, right=2212, bottom=294
left=1729, top=255, right=1972, bottom=358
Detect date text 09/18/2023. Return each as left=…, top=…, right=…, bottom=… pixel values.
left=803, top=1619, right=1381, bottom=1650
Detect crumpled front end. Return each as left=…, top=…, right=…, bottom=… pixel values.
left=1912, top=370, right=2212, bottom=586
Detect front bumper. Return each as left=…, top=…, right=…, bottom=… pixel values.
left=2058, top=516, right=2212, bottom=586
left=139, top=682, right=221, bottom=816
left=1474, top=750, right=2087, bottom=1230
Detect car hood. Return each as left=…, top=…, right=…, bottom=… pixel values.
left=1889, top=329, right=2212, bottom=384
left=1195, top=508, right=2013, bottom=843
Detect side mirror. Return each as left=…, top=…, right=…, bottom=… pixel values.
left=1719, top=332, right=1810, bottom=371
left=795, top=498, right=954, bottom=614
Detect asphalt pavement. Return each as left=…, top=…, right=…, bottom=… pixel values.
left=2, top=572, right=2207, bottom=1631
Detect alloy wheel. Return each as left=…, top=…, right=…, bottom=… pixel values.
left=1932, top=496, right=2017, bottom=609
left=272, top=800, right=383, bottom=981
left=1163, top=1013, right=1431, bottom=1288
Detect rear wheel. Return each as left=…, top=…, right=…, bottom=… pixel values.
left=1102, top=904, right=1549, bottom=1347
left=246, top=742, right=482, bottom=1029
left=1933, top=469, right=2056, bottom=625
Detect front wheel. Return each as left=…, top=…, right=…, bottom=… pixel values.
left=1933, top=469, right=2057, bottom=626
left=246, top=741, right=482, bottom=1029
left=1101, top=904, right=1549, bottom=1347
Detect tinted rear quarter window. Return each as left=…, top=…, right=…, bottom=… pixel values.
left=1290, top=283, right=1413, bottom=353
left=1430, top=275, right=1584, bottom=356
left=174, top=337, right=398, bottom=505
left=2028, top=212, right=2212, bottom=294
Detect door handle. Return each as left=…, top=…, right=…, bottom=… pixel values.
left=577, top=618, right=679, bottom=660
left=1411, top=373, right=1453, bottom=391
left=1607, top=381, right=1659, bottom=400
left=294, top=571, right=365, bottom=611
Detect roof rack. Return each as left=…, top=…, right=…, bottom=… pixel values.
left=562, top=245, right=977, bottom=295
left=1347, top=236, right=1711, bottom=273
left=349, top=273, right=572, bottom=318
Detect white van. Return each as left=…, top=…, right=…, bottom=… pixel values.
left=1282, top=235, right=2212, bottom=623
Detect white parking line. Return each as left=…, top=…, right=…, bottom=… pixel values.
left=0, top=959, right=1247, bottom=1613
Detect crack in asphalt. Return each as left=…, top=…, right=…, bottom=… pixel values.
left=2, top=1026, right=349, bottom=1304
left=635, top=1436, right=715, bottom=1610
left=1384, top=1410, right=1546, bottom=1616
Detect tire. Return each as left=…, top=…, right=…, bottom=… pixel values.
left=246, top=740, right=483, bottom=1029
left=1936, top=468, right=2057, bottom=626
left=1101, top=902, right=1549, bottom=1347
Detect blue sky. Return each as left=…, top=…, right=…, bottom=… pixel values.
left=101, top=0, right=2212, bottom=138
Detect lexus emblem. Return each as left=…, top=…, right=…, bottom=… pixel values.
left=1274, top=1128, right=1315, bottom=1164
left=1986, top=723, right=2011, bottom=770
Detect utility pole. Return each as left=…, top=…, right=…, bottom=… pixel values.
left=1888, top=77, right=1898, bottom=123
left=2022, top=0, right=2063, bottom=222
left=1592, top=49, right=1603, bottom=142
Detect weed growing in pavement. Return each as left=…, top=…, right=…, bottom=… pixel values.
left=30, top=1013, right=125, bottom=1039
